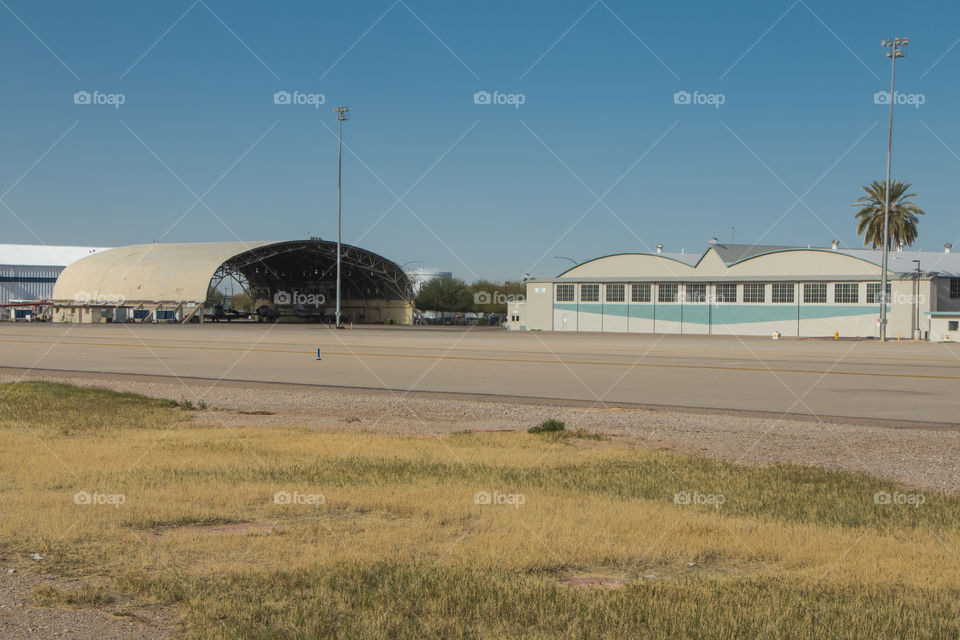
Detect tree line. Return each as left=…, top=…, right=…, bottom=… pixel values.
left=414, top=277, right=525, bottom=314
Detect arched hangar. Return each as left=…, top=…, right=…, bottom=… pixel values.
left=51, top=239, right=413, bottom=324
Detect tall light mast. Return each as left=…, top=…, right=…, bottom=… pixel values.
left=879, top=38, right=908, bottom=341
left=333, top=105, right=349, bottom=329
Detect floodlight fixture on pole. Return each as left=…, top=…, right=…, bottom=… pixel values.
left=334, top=105, right=349, bottom=329
left=879, top=37, right=908, bottom=342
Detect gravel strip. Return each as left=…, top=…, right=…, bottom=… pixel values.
left=0, top=571, right=178, bottom=640
left=3, top=369, right=958, bottom=494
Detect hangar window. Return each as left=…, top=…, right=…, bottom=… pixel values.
left=556, top=284, right=575, bottom=302
left=950, top=321, right=959, bottom=331
left=631, top=283, right=651, bottom=302
left=866, top=282, right=891, bottom=304
left=685, top=283, right=707, bottom=303
left=658, top=283, right=678, bottom=303
left=743, top=283, right=765, bottom=303
left=772, top=283, right=794, bottom=303
left=605, top=284, right=625, bottom=302
left=580, top=284, right=600, bottom=302
left=951, top=278, right=960, bottom=299
left=803, top=283, right=826, bottom=303
left=835, top=283, right=859, bottom=303
left=715, top=283, right=737, bottom=303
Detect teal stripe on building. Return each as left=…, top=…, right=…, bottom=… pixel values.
left=555, top=302, right=883, bottom=327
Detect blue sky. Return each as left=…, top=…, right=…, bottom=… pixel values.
left=1, top=0, right=958, bottom=281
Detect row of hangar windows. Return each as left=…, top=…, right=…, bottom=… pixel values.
left=554, top=282, right=900, bottom=305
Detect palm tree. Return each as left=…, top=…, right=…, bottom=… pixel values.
left=852, top=180, right=924, bottom=249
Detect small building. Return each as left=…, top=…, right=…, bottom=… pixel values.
left=506, top=299, right=526, bottom=330
left=512, top=243, right=960, bottom=338
left=926, top=312, right=960, bottom=342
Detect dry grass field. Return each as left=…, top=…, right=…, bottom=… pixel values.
left=1, top=381, right=959, bottom=638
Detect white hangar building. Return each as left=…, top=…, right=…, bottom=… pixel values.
left=509, top=242, right=960, bottom=340
left=0, top=244, right=108, bottom=306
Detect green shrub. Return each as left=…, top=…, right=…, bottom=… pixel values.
left=528, top=419, right=565, bottom=434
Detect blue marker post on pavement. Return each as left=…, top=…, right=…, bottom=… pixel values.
left=317, top=348, right=322, bottom=361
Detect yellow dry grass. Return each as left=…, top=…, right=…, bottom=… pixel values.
left=1, top=382, right=958, bottom=639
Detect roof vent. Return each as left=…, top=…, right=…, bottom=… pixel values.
left=656, top=244, right=663, bottom=254
left=831, top=239, right=839, bottom=250
left=946, top=243, right=953, bottom=254
left=708, top=237, right=718, bottom=245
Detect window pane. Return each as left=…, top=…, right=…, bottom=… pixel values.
left=556, top=284, right=574, bottom=302
left=658, top=284, right=678, bottom=303
left=581, top=284, right=599, bottom=302
left=631, top=283, right=651, bottom=302
left=743, top=283, right=765, bottom=303
left=772, top=283, right=794, bottom=303
left=715, top=283, right=737, bottom=303
left=803, top=283, right=826, bottom=303
left=685, top=283, right=707, bottom=303
left=951, top=279, right=960, bottom=299
left=835, top=283, right=859, bottom=303
left=605, top=284, right=625, bottom=302
left=866, top=282, right=891, bottom=304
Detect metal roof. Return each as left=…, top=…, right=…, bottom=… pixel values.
left=623, top=244, right=960, bottom=276
left=837, top=247, right=960, bottom=277
left=708, top=243, right=797, bottom=265
left=53, top=241, right=265, bottom=303
left=709, top=243, right=960, bottom=275
left=658, top=252, right=698, bottom=266
left=534, top=243, right=960, bottom=282
left=0, top=244, right=110, bottom=267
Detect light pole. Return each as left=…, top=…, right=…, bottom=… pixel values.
left=333, top=105, right=349, bottom=328
left=879, top=37, right=908, bottom=341
left=912, top=258, right=921, bottom=339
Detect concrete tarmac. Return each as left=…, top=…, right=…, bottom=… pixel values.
left=1, top=323, right=958, bottom=423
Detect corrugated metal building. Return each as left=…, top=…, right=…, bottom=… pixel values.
left=0, top=244, right=109, bottom=305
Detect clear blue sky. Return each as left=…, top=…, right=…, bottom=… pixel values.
left=2, top=0, right=958, bottom=281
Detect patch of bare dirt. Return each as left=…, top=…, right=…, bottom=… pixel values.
left=171, top=522, right=278, bottom=536
left=0, top=570, right=180, bottom=640
left=561, top=576, right=628, bottom=589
